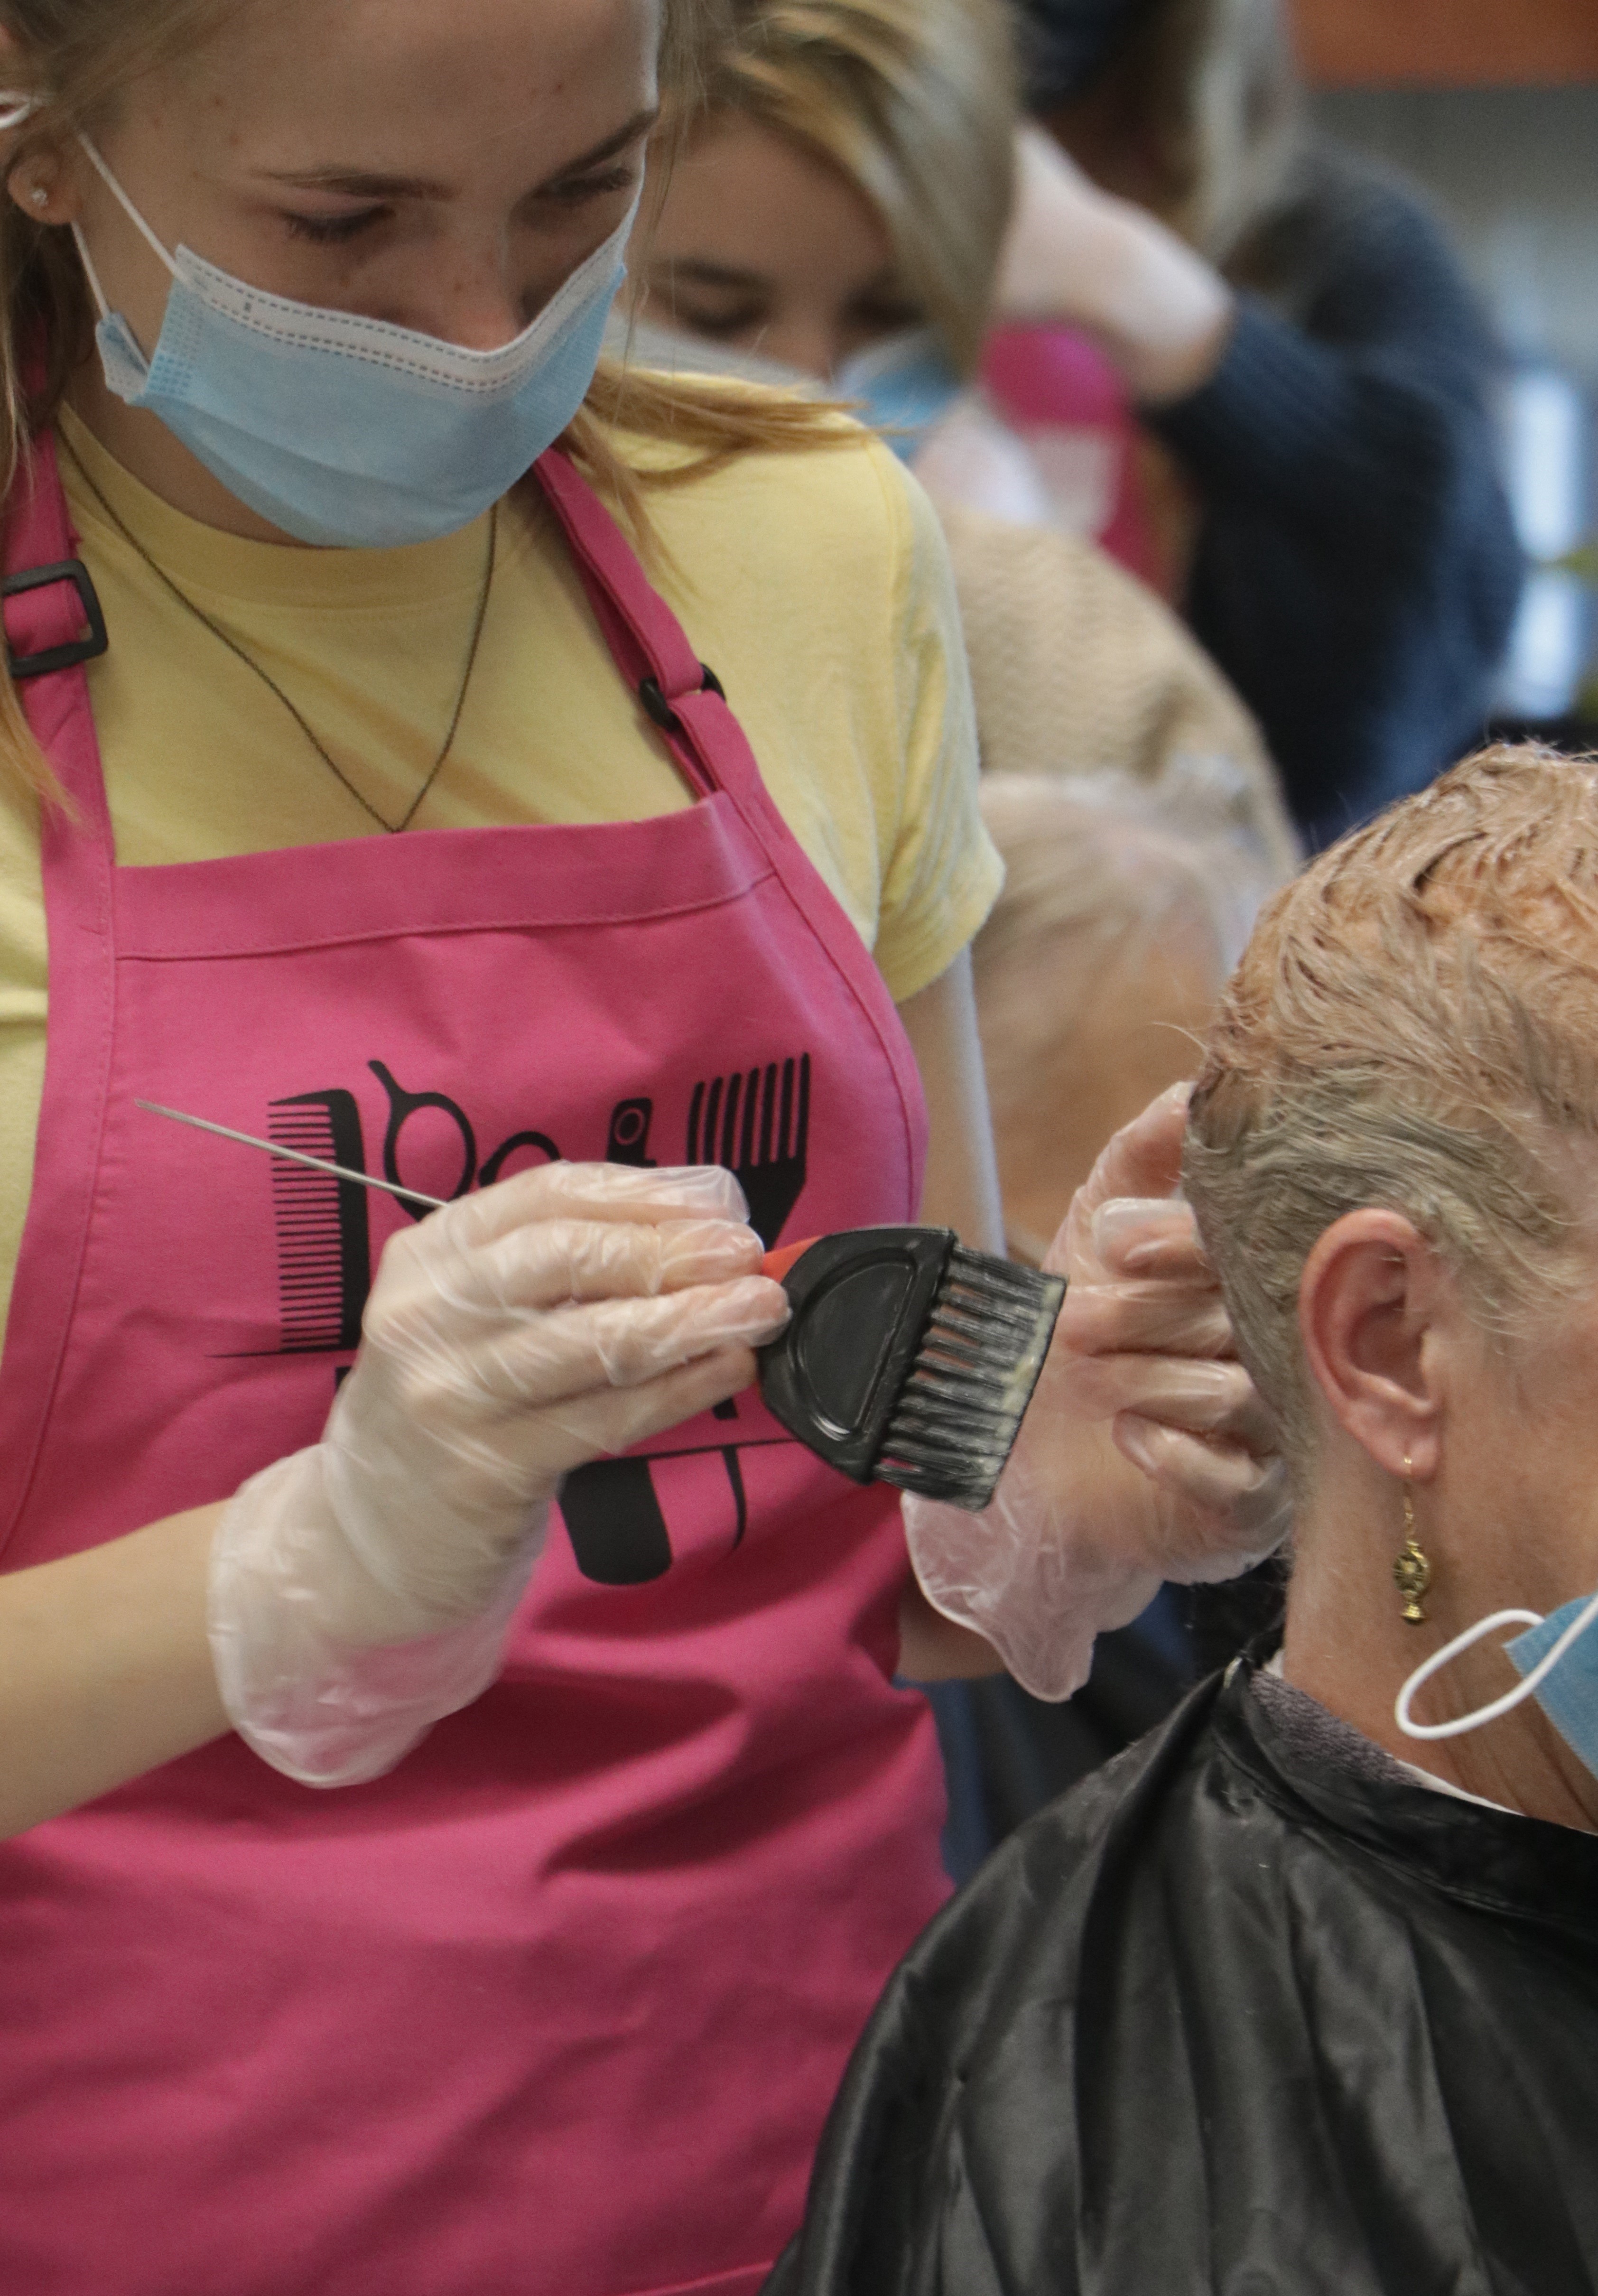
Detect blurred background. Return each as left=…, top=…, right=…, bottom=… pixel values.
left=1294, top=0, right=1598, bottom=740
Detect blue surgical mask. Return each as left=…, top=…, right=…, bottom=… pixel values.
left=608, top=314, right=963, bottom=464
left=74, top=138, right=639, bottom=548
left=832, top=330, right=964, bottom=464
left=1396, top=1586, right=1598, bottom=1775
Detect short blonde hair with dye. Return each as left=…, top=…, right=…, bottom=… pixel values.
left=1185, top=744, right=1598, bottom=1470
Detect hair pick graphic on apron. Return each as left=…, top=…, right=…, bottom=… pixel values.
left=686, top=1055, right=811, bottom=1250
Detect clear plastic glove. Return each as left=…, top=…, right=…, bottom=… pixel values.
left=996, top=124, right=1234, bottom=402
left=209, top=1163, right=790, bottom=1785
left=904, top=1084, right=1287, bottom=1699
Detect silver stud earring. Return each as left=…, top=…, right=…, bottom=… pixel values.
left=28, top=185, right=47, bottom=210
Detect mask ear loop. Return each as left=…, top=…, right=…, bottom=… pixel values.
left=0, top=93, right=39, bottom=133
left=70, top=221, right=111, bottom=321
left=1395, top=1587, right=1598, bottom=1741
left=73, top=132, right=179, bottom=317
left=70, top=135, right=180, bottom=329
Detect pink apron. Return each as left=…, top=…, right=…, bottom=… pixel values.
left=0, top=437, right=950, bottom=2296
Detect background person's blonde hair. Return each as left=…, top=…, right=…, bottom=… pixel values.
left=976, top=761, right=1284, bottom=1199
left=679, top=0, right=1020, bottom=376
left=1184, top=744, right=1598, bottom=1479
left=0, top=0, right=844, bottom=806
left=976, top=758, right=1279, bottom=999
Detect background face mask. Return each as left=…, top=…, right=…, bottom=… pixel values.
left=604, top=311, right=819, bottom=395
left=833, top=330, right=964, bottom=463
left=606, top=313, right=963, bottom=463
left=76, top=139, right=639, bottom=548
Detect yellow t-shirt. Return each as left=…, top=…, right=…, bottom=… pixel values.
left=0, top=403, right=1000, bottom=1336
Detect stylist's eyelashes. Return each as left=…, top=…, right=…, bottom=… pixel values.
left=674, top=307, right=767, bottom=340
left=284, top=207, right=390, bottom=245
left=540, top=164, right=638, bottom=208
left=649, top=285, right=771, bottom=339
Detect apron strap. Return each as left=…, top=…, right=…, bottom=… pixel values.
left=530, top=447, right=928, bottom=1172
left=0, top=429, right=120, bottom=1555
left=1, top=428, right=113, bottom=811
left=533, top=449, right=759, bottom=809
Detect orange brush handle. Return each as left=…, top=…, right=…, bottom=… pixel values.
left=760, top=1237, right=820, bottom=1284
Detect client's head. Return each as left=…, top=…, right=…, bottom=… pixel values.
left=1184, top=744, right=1598, bottom=1823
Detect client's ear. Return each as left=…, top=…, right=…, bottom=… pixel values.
left=1298, top=1211, right=1447, bottom=1480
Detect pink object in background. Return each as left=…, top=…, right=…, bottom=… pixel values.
left=983, top=323, right=1161, bottom=586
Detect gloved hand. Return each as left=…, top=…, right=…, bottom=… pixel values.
left=904, top=1084, right=1287, bottom=1699
left=209, top=1162, right=789, bottom=1785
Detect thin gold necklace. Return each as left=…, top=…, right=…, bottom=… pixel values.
left=57, top=430, right=497, bottom=836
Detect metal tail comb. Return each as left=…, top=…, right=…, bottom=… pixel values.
left=135, top=1101, right=449, bottom=1210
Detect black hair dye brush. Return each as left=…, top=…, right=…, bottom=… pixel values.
left=757, top=1227, right=1065, bottom=1513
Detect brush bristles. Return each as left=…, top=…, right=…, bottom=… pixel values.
left=875, top=1246, right=1065, bottom=1511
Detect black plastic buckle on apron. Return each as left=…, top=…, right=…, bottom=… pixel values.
left=2, top=558, right=109, bottom=680
left=638, top=662, right=725, bottom=735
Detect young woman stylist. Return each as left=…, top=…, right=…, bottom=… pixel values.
left=0, top=1, right=1279, bottom=2288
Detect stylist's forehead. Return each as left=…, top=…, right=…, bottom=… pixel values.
left=130, top=0, right=660, bottom=184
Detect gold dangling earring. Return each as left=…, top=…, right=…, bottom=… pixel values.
left=1392, top=1455, right=1431, bottom=1625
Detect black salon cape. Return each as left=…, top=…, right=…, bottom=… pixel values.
left=766, top=1661, right=1598, bottom=2295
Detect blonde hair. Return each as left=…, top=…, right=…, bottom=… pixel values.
left=679, top=0, right=1019, bottom=376
left=1068, top=0, right=1303, bottom=263
left=0, top=0, right=843, bottom=803
left=1184, top=744, right=1598, bottom=1473
left=976, top=762, right=1282, bottom=1155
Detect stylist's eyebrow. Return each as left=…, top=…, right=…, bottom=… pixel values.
left=259, top=109, right=660, bottom=202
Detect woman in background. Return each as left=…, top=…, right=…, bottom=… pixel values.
left=999, top=0, right=1524, bottom=842
left=624, top=0, right=1292, bottom=838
